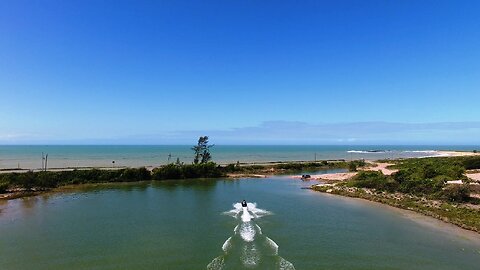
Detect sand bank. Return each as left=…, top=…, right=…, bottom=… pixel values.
left=437, top=151, right=480, bottom=157
left=364, top=162, right=398, bottom=175
left=467, top=172, right=480, bottom=182
left=292, top=172, right=357, bottom=181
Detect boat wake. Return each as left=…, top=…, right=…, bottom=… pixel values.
left=207, top=202, right=295, bottom=270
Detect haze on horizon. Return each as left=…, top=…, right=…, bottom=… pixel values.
left=1, top=1, right=479, bottom=145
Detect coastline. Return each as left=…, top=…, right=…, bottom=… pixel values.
left=1, top=146, right=477, bottom=171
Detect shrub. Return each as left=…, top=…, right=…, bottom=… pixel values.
left=0, top=181, right=8, bottom=193
left=348, top=171, right=389, bottom=190
left=224, top=164, right=237, bottom=172
left=348, top=162, right=357, bottom=172
left=152, top=164, right=184, bottom=180
left=463, top=157, right=480, bottom=170
left=442, top=184, right=470, bottom=202
left=119, top=167, right=151, bottom=181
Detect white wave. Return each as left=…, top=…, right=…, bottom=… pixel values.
left=278, top=257, right=296, bottom=270
left=222, top=237, right=232, bottom=252
left=206, top=256, right=224, bottom=270
left=265, top=237, right=279, bottom=255
left=223, top=202, right=272, bottom=220
left=239, top=222, right=256, bottom=242
left=255, top=224, right=263, bottom=235
left=241, top=207, right=253, bottom=222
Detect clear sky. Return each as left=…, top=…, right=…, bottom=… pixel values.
left=1, top=0, right=479, bottom=144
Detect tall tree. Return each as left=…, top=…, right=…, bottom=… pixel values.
left=192, top=136, right=214, bottom=164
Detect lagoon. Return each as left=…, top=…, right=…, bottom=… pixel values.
left=1, top=176, right=480, bottom=269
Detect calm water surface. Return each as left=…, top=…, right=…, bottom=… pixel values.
left=1, top=176, right=480, bottom=269
left=1, top=145, right=478, bottom=169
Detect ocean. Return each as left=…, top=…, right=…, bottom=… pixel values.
left=0, top=145, right=478, bottom=170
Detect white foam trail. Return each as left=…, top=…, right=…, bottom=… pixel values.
left=206, top=256, right=224, bottom=270
left=222, top=237, right=232, bottom=252
left=241, top=244, right=260, bottom=267
left=210, top=202, right=294, bottom=269
left=241, top=207, right=253, bottom=222
left=266, top=237, right=279, bottom=255
left=255, top=224, right=263, bottom=235
left=239, top=222, right=256, bottom=242
left=223, top=202, right=272, bottom=220
left=278, top=257, right=296, bottom=270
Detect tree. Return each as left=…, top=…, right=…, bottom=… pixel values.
left=348, top=162, right=357, bottom=172
left=192, top=136, right=214, bottom=164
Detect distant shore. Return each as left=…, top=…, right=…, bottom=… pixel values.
left=1, top=145, right=478, bottom=171
left=1, top=149, right=477, bottom=173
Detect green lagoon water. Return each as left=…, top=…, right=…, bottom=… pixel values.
left=1, top=175, right=480, bottom=269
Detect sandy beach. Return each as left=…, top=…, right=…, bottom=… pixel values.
left=467, top=172, right=480, bottom=182
left=364, top=162, right=398, bottom=175
left=291, top=162, right=398, bottom=181
left=437, top=150, right=480, bottom=157
left=292, top=172, right=357, bottom=181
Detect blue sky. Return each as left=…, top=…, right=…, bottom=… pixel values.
left=1, top=0, right=479, bottom=144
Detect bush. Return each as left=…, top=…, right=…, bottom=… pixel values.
left=348, top=171, right=390, bottom=190
left=223, top=164, right=237, bottom=172
left=152, top=162, right=224, bottom=180
left=0, top=181, right=8, bottom=193
left=119, top=167, right=151, bottom=181
left=348, top=162, right=357, bottom=172
left=442, top=184, right=470, bottom=202
left=463, top=157, right=480, bottom=170
left=152, top=164, right=184, bottom=180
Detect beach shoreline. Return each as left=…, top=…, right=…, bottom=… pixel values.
left=0, top=146, right=478, bottom=171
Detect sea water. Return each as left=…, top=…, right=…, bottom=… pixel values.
left=0, top=145, right=477, bottom=169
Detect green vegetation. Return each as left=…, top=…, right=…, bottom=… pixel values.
left=348, top=160, right=366, bottom=171
left=345, top=156, right=480, bottom=203
left=221, top=160, right=365, bottom=174
left=0, top=168, right=152, bottom=192
left=152, top=162, right=224, bottom=180
left=0, top=181, right=8, bottom=193
left=0, top=164, right=228, bottom=195
left=192, top=136, right=214, bottom=164
left=0, top=159, right=363, bottom=196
